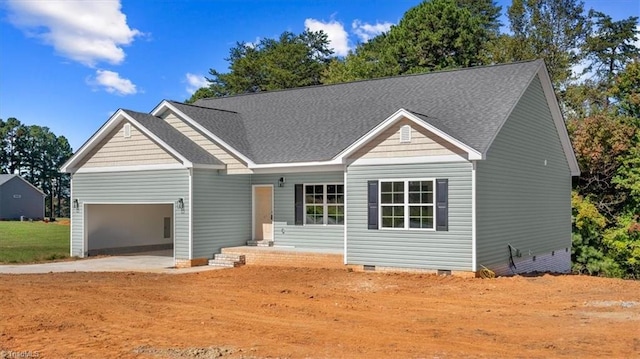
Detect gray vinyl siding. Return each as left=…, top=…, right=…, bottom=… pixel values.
left=70, top=169, right=190, bottom=259
left=476, top=76, right=572, bottom=269
left=0, top=178, right=44, bottom=219
left=251, top=172, right=344, bottom=251
left=192, top=169, right=251, bottom=258
left=346, top=162, right=473, bottom=270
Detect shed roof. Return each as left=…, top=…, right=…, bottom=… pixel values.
left=0, top=174, right=45, bottom=194
left=0, top=174, right=15, bottom=186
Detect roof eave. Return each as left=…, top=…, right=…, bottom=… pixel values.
left=191, top=163, right=226, bottom=170
left=535, top=64, right=581, bottom=176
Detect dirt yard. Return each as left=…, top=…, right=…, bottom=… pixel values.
left=1, top=266, right=639, bottom=358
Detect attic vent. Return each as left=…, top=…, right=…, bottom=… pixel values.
left=123, top=123, right=131, bottom=138
left=399, top=125, right=412, bottom=143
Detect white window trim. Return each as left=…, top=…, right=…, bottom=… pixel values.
left=378, top=178, right=436, bottom=231
left=303, top=183, right=345, bottom=226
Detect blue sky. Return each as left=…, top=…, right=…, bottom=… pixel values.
left=0, top=0, right=638, bottom=151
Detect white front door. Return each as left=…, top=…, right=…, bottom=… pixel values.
left=254, top=186, right=273, bottom=241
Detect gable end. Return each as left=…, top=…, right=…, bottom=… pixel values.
left=77, top=121, right=181, bottom=169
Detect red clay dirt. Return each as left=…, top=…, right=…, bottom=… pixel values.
left=1, top=266, right=639, bottom=358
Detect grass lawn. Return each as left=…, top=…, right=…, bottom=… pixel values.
left=0, top=220, right=71, bottom=263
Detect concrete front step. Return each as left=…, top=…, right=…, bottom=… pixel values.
left=247, top=240, right=274, bottom=247
left=208, top=260, right=239, bottom=268
left=208, top=253, right=245, bottom=268
left=214, top=253, right=245, bottom=264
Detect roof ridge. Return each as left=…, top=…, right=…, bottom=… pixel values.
left=168, top=100, right=240, bottom=114
left=123, top=109, right=159, bottom=118
left=196, top=60, right=543, bottom=102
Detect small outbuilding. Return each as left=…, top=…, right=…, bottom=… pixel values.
left=0, top=174, right=45, bottom=220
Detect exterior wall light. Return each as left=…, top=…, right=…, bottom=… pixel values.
left=177, top=198, right=184, bottom=210
left=73, top=199, right=79, bottom=210
left=278, top=177, right=286, bottom=187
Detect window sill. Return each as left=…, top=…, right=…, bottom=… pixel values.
left=378, top=227, right=436, bottom=231
left=303, top=224, right=345, bottom=227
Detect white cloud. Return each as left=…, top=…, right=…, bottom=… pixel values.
left=634, top=26, right=640, bottom=49
left=185, top=73, right=208, bottom=94
left=6, top=0, right=141, bottom=67
left=304, top=18, right=350, bottom=56
left=352, top=20, right=393, bottom=42
left=245, top=37, right=261, bottom=48
left=89, top=70, right=137, bottom=95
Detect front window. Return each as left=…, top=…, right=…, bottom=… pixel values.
left=380, top=180, right=434, bottom=229
left=305, top=184, right=344, bottom=225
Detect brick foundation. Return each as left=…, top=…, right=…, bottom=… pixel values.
left=220, top=246, right=570, bottom=277
left=221, top=247, right=344, bottom=269
left=488, top=247, right=571, bottom=276
left=346, top=265, right=476, bottom=278
left=174, top=257, right=209, bottom=268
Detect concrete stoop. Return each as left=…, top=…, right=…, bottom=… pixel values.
left=246, top=240, right=274, bottom=247
left=208, top=253, right=246, bottom=268
left=220, top=246, right=345, bottom=268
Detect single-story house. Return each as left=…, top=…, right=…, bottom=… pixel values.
left=0, top=174, right=45, bottom=220
left=61, top=60, right=579, bottom=275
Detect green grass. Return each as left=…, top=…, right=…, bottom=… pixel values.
left=0, top=220, right=71, bottom=263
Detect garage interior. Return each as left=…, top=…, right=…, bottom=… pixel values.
left=85, top=204, right=174, bottom=257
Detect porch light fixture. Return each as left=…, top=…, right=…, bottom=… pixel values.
left=73, top=199, right=79, bottom=210
left=177, top=198, right=184, bottom=210
left=278, top=177, right=286, bottom=187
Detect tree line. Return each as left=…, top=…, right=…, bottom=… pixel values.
left=0, top=118, right=73, bottom=218
left=188, top=0, right=639, bottom=278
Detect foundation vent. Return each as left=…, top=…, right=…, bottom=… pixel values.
left=363, top=265, right=376, bottom=271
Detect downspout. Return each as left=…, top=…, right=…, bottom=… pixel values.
left=69, top=174, right=73, bottom=257
left=343, top=165, right=348, bottom=265
left=471, top=161, right=477, bottom=272
left=188, top=167, right=193, bottom=261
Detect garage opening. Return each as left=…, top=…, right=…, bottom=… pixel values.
left=86, top=204, right=174, bottom=257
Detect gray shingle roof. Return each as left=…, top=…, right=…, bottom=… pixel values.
left=0, top=174, right=45, bottom=194
left=0, top=174, right=16, bottom=186
left=187, top=60, right=542, bottom=164
left=124, top=110, right=223, bottom=166
left=167, top=101, right=254, bottom=159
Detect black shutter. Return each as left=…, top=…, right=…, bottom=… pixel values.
left=294, top=184, right=304, bottom=225
left=436, top=179, right=448, bottom=231
left=367, top=180, right=378, bottom=229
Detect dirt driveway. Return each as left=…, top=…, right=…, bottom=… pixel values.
left=1, top=267, right=639, bottom=358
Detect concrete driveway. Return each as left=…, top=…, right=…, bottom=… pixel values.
left=0, top=251, right=220, bottom=274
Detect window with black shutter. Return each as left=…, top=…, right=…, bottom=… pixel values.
left=436, top=179, right=448, bottom=231
left=294, top=184, right=303, bottom=225
left=367, top=180, right=378, bottom=229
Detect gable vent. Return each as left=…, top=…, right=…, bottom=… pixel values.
left=123, top=123, right=131, bottom=138
left=399, top=125, right=412, bottom=143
